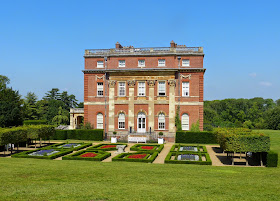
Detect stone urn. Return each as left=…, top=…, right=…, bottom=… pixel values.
left=158, top=132, right=164, bottom=144
left=111, top=131, right=117, bottom=143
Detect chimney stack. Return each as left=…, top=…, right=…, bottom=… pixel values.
left=170, top=40, right=177, bottom=48
left=115, top=42, right=122, bottom=49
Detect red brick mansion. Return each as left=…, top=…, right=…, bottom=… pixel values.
left=80, top=41, right=205, bottom=142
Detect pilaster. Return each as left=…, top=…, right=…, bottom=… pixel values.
left=148, top=80, right=155, bottom=131
left=168, top=79, right=176, bottom=132
left=128, top=80, right=135, bottom=131
left=108, top=81, right=116, bottom=132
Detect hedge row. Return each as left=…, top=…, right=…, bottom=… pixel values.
left=266, top=151, right=278, bottom=167
left=62, top=150, right=111, bottom=161
left=11, top=149, right=72, bottom=160
left=176, top=131, right=217, bottom=144
left=87, top=143, right=127, bottom=151
left=112, top=152, right=158, bottom=163
left=50, top=129, right=103, bottom=141
left=213, top=128, right=270, bottom=152
left=0, top=125, right=55, bottom=145
left=46, top=143, right=92, bottom=151
left=23, top=120, right=48, bottom=125
left=170, top=144, right=208, bottom=153
left=164, top=152, right=212, bottom=165
left=130, top=144, right=164, bottom=153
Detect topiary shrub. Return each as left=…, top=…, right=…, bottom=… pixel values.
left=176, top=131, right=216, bottom=144
left=266, top=151, right=278, bottom=167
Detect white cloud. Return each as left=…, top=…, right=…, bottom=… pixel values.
left=249, top=72, right=257, bottom=77
left=259, top=81, right=272, bottom=87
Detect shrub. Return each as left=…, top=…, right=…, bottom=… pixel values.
left=165, top=152, right=212, bottom=165
left=51, top=130, right=68, bottom=140
left=176, top=131, right=217, bottom=144
left=50, top=129, right=104, bottom=141
left=47, top=142, right=92, bottom=151
left=12, top=148, right=72, bottom=160
left=130, top=144, right=164, bottom=153
left=23, top=120, right=47, bottom=125
left=112, top=152, right=158, bottom=163
left=170, top=144, right=207, bottom=153
left=266, top=151, right=278, bottom=167
left=87, top=143, right=127, bottom=151
left=62, top=150, right=110, bottom=161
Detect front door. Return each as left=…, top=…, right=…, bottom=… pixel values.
left=137, top=112, right=146, bottom=133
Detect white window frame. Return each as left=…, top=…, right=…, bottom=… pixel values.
left=182, top=59, right=190, bottom=67
left=97, top=113, right=103, bottom=129
left=138, top=82, right=145, bottom=96
left=118, top=82, right=126, bottom=97
left=138, top=60, right=145, bottom=67
left=182, top=82, right=189, bottom=97
left=97, top=82, right=104, bottom=97
left=182, top=114, right=189, bottom=131
left=158, top=81, right=166, bottom=96
left=118, top=60, right=125, bottom=67
left=158, top=113, right=165, bottom=130
left=97, top=61, right=104, bottom=68
left=118, top=113, right=125, bottom=129
left=158, top=59, right=165, bottom=67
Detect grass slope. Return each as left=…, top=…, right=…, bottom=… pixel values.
left=0, top=129, right=279, bottom=201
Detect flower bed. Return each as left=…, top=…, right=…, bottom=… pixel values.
left=12, top=148, right=72, bottom=160
left=130, top=144, right=164, bottom=153
left=165, top=151, right=212, bottom=165
left=112, top=152, right=158, bottom=163
left=87, top=143, right=127, bottom=151
left=62, top=150, right=111, bottom=161
left=46, top=142, right=92, bottom=151
left=170, top=144, right=208, bottom=153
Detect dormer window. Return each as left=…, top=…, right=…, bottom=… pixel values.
left=97, top=61, right=104, bottom=68
left=119, top=60, right=125, bottom=67
left=158, top=59, right=165, bottom=67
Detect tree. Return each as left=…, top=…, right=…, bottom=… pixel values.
left=0, top=75, right=10, bottom=90
left=23, top=92, right=38, bottom=120
left=264, top=107, right=280, bottom=130
left=43, top=88, right=60, bottom=100
left=52, top=106, right=69, bottom=125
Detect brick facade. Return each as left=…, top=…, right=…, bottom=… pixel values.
left=83, top=41, right=205, bottom=142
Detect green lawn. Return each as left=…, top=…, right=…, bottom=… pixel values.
left=0, top=130, right=279, bottom=201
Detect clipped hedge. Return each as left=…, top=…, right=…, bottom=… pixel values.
left=266, top=151, right=278, bottom=167
left=46, top=142, right=92, bottom=151
left=165, top=152, right=212, bottom=165
left=62, top=150, right=111, bottom=161
left=87, top=143, right=127, bottom=151
left=112, top=152, right=158, bottom=163
left=213, top=128, right=270, bottom=152
left=130, top=144, right=164, bottom=153
left=23, top=120, right=47, bottom=125
left=176, top=131, right=217, bottom=144
left=11, top=149, right=72, bottom=160
left=51, top=129, right=103, bottom=141
left=170, top=144, right=207, bottom=153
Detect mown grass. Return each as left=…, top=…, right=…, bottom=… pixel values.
left=0, top=130, right=279, bottom=201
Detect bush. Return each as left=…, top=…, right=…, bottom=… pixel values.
left=23, top=120, right=47, bottom=125
left=112, top=152, right=158, bottom=163
left=176, top=131, right=217, bottom=144
left=266, top=151, right=278, bottom=167
left=130, top=144, right=164, bottom=153
left=170, top=144, right=207, bottom=153
left=62, top=150, right=111, bottom=161
left=47, top=142, right=92, bottom=151
left=164, top=152, right=212, bottom=165
left=87, top=143, right=127, bottom=151
left=51, top=130, right=68, bottom=140
left=50, top=129, right=104, bottom=141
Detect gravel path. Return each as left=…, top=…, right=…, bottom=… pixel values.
left=153, top=143, right=173, bottom=164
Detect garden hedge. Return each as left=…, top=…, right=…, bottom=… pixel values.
left=51, top=129, right=103, bottom=141
left=23, top=120, right=47, bottom=125
left=176, top=131, right=217, bottom=144
left=266, top=151, right=278, bottom=167
left=170, top=144, right=207, bottom=153
left=62, top=150, right=111, bottom=161
left=165, top=152, right=212, bottom=165
left=213, top=128, right=270, bottom=152
left=11, top=149, right=72, bottom=160
left=112, top=152, right=158, bottom=163
left=87, top=143, right=127, bottom=151
left=130, top=144, right=164, bottom=153
left=46, top=142, right=92, bottom=151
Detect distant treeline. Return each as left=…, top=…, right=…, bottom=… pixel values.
left=204, top=97, right=280, bottom=130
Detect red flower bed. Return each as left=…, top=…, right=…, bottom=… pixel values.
left=141, top=146, right=154, bottom=150
left=100, top=145, right=116, bottom=149
left=80, top=152, right=97, bottom=158
left=128, top=154, right=147, bottom=159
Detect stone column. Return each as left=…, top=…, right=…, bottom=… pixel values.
left=148, top=80, right=155, bottom=131
left=108, top=81, right=116, bottom=132
left=128, top=80, right=136, bottom=132
left=168, top=80, right=176, bottom=132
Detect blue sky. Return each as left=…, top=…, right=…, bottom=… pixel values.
left=0, top=0, right=279, bottom=102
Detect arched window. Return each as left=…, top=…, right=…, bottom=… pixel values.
left=118, top=113, right=125, bottom=129
left=182, top=114, right=189, bottom=130
left=97, top=113, right=103, bottom=129
left=158, top=113, right=165, bottom=130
